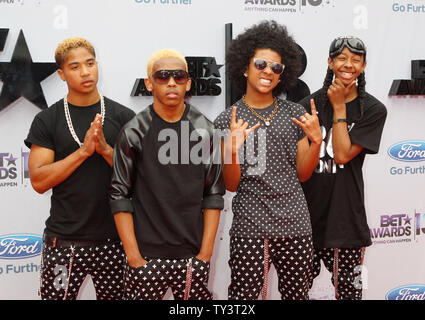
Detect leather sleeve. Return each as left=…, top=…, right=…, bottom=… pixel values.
left=108, top=125, right=138, bottom=215
left=202, top=134, right=225, bottom=210
left=186, top=106, right=225, bottom=210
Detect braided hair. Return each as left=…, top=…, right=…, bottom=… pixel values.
left=318, top=38, right=367, bottom=125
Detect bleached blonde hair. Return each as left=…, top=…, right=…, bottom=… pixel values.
left=147, top=49, right=188, bottom=77
left=55, top=37, right=95, bottom=68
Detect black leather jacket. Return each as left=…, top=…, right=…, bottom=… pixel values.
left=108, top=104, right=225, bottom=258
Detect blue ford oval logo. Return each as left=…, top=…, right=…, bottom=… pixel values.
left=0, top=234, right=42, bottom=259
left=386, top=285, right=425, bottom=300
left=388, top=140, right=425, bottom=162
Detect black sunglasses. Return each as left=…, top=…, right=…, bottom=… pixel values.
left=329, top=37, right=366, bottom=57
left=253, top=58, right=285, bottom=75
left=151, top=69, right=189, bottom=84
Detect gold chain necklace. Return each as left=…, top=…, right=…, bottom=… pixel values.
left=242, top=95, right=278, bottom=127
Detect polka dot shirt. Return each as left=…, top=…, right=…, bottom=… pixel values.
left=214, top=98, right=312, bottom=239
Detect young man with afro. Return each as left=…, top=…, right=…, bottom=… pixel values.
left=214, top=20, right=322, bottom=300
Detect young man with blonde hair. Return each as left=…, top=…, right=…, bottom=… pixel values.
left=25, top=37, right=135, bottom=300
left=109, top=49, right=225, bottom=300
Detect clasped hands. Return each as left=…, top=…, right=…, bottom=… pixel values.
left=80, top=113, right=111, bottom=158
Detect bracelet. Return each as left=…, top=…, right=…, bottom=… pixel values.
left=333, top=118, right=347, bottom=124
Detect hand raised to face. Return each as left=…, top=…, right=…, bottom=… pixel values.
left=327, top=78, right=357, bottom=108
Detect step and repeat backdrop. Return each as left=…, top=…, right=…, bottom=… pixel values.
left=0, top=0, right=424, bottom=300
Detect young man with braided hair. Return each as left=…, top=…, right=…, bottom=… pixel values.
left=25, top=37, right=135, bottom=300
left=109, top=49, right=225, bottom=300
left=298, top=37, right=387, bottom=300
left=214, top=20, right=322, bottom=300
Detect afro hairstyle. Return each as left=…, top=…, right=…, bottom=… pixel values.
left=226, top=20, right=302, bottom=96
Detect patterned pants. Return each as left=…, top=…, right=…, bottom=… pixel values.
left=228, top=236, right=313, bottom=300
left=39, top=240, right=126, bottom=300
left=311, top=247, right=366, bottom=300
left=125, top=257, right=212, bottom=300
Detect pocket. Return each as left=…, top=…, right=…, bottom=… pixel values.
left=128, top=259, right=151, bottom=275
left=192, top=257, right=210, bottom=276
left=191, top=257, right=210, bottom=286
left=192, top=257, right=210, bottom=266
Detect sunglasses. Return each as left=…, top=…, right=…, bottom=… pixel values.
left=329, top=37, right=366, bottom=57
left=151, top=69, right=189, bottom=85
left=253, top=58, right=285, bottom=75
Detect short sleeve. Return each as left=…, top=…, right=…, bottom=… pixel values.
left=349, top=100, right=387, bottom=154
left=24, top=111, right=55, bottom=150
left=119, top=107, right=136, bottom=128
left=213, top=108, right=231, bottom=131
left=290, top=102, right=307, bottom=142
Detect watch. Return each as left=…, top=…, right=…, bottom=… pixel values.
left=333, top=118, right=347, bottom=124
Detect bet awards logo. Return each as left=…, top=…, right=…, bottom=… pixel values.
left=370, top=214, right=412, bottom=245
left=370, top=211, right=425, bottom=244
left=389, top=60, right=425, bottom=95
left=131, top=57, right=223, bottom=97
left=243, top=0, right=335, bottom=13
left=0, top=150, right=30, bottom=187
left=0, top=153, right=18, bottom=186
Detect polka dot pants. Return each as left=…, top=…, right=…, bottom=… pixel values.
left=228, top=236, right=313, bottom=300
left=39, top=241, right=126, bottom=300
left=311, top=247, right=366, bottom=300
left=124, top=257, right=212, bottom=300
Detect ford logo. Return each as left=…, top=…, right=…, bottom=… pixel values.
left=0, top=234, right=42, bottom=259
left=386, top=285, right=425, bottom=300
left=388, top=140, right=425, bottom=162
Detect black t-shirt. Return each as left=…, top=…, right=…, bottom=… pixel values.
left=24, top=97, right=135, bottom=240
left=299, top=89, right=387, bottom=249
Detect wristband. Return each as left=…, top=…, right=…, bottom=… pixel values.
left=333, top=118, right=347, bottom=124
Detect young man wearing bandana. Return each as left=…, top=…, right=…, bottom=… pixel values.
left=214, top=21, right=322, bottom=300
left=25, top=37, right=135, bottom=300
left=299, top=37, right=387, bottom=300
left=109, top=49, right=225, bottom=300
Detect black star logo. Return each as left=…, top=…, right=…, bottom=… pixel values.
left=0, top=30, right=57, bottom=111
left=203, top=57, right=223, bottom=78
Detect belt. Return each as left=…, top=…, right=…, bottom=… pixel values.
left=43, top=234, right=118, bottom=248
